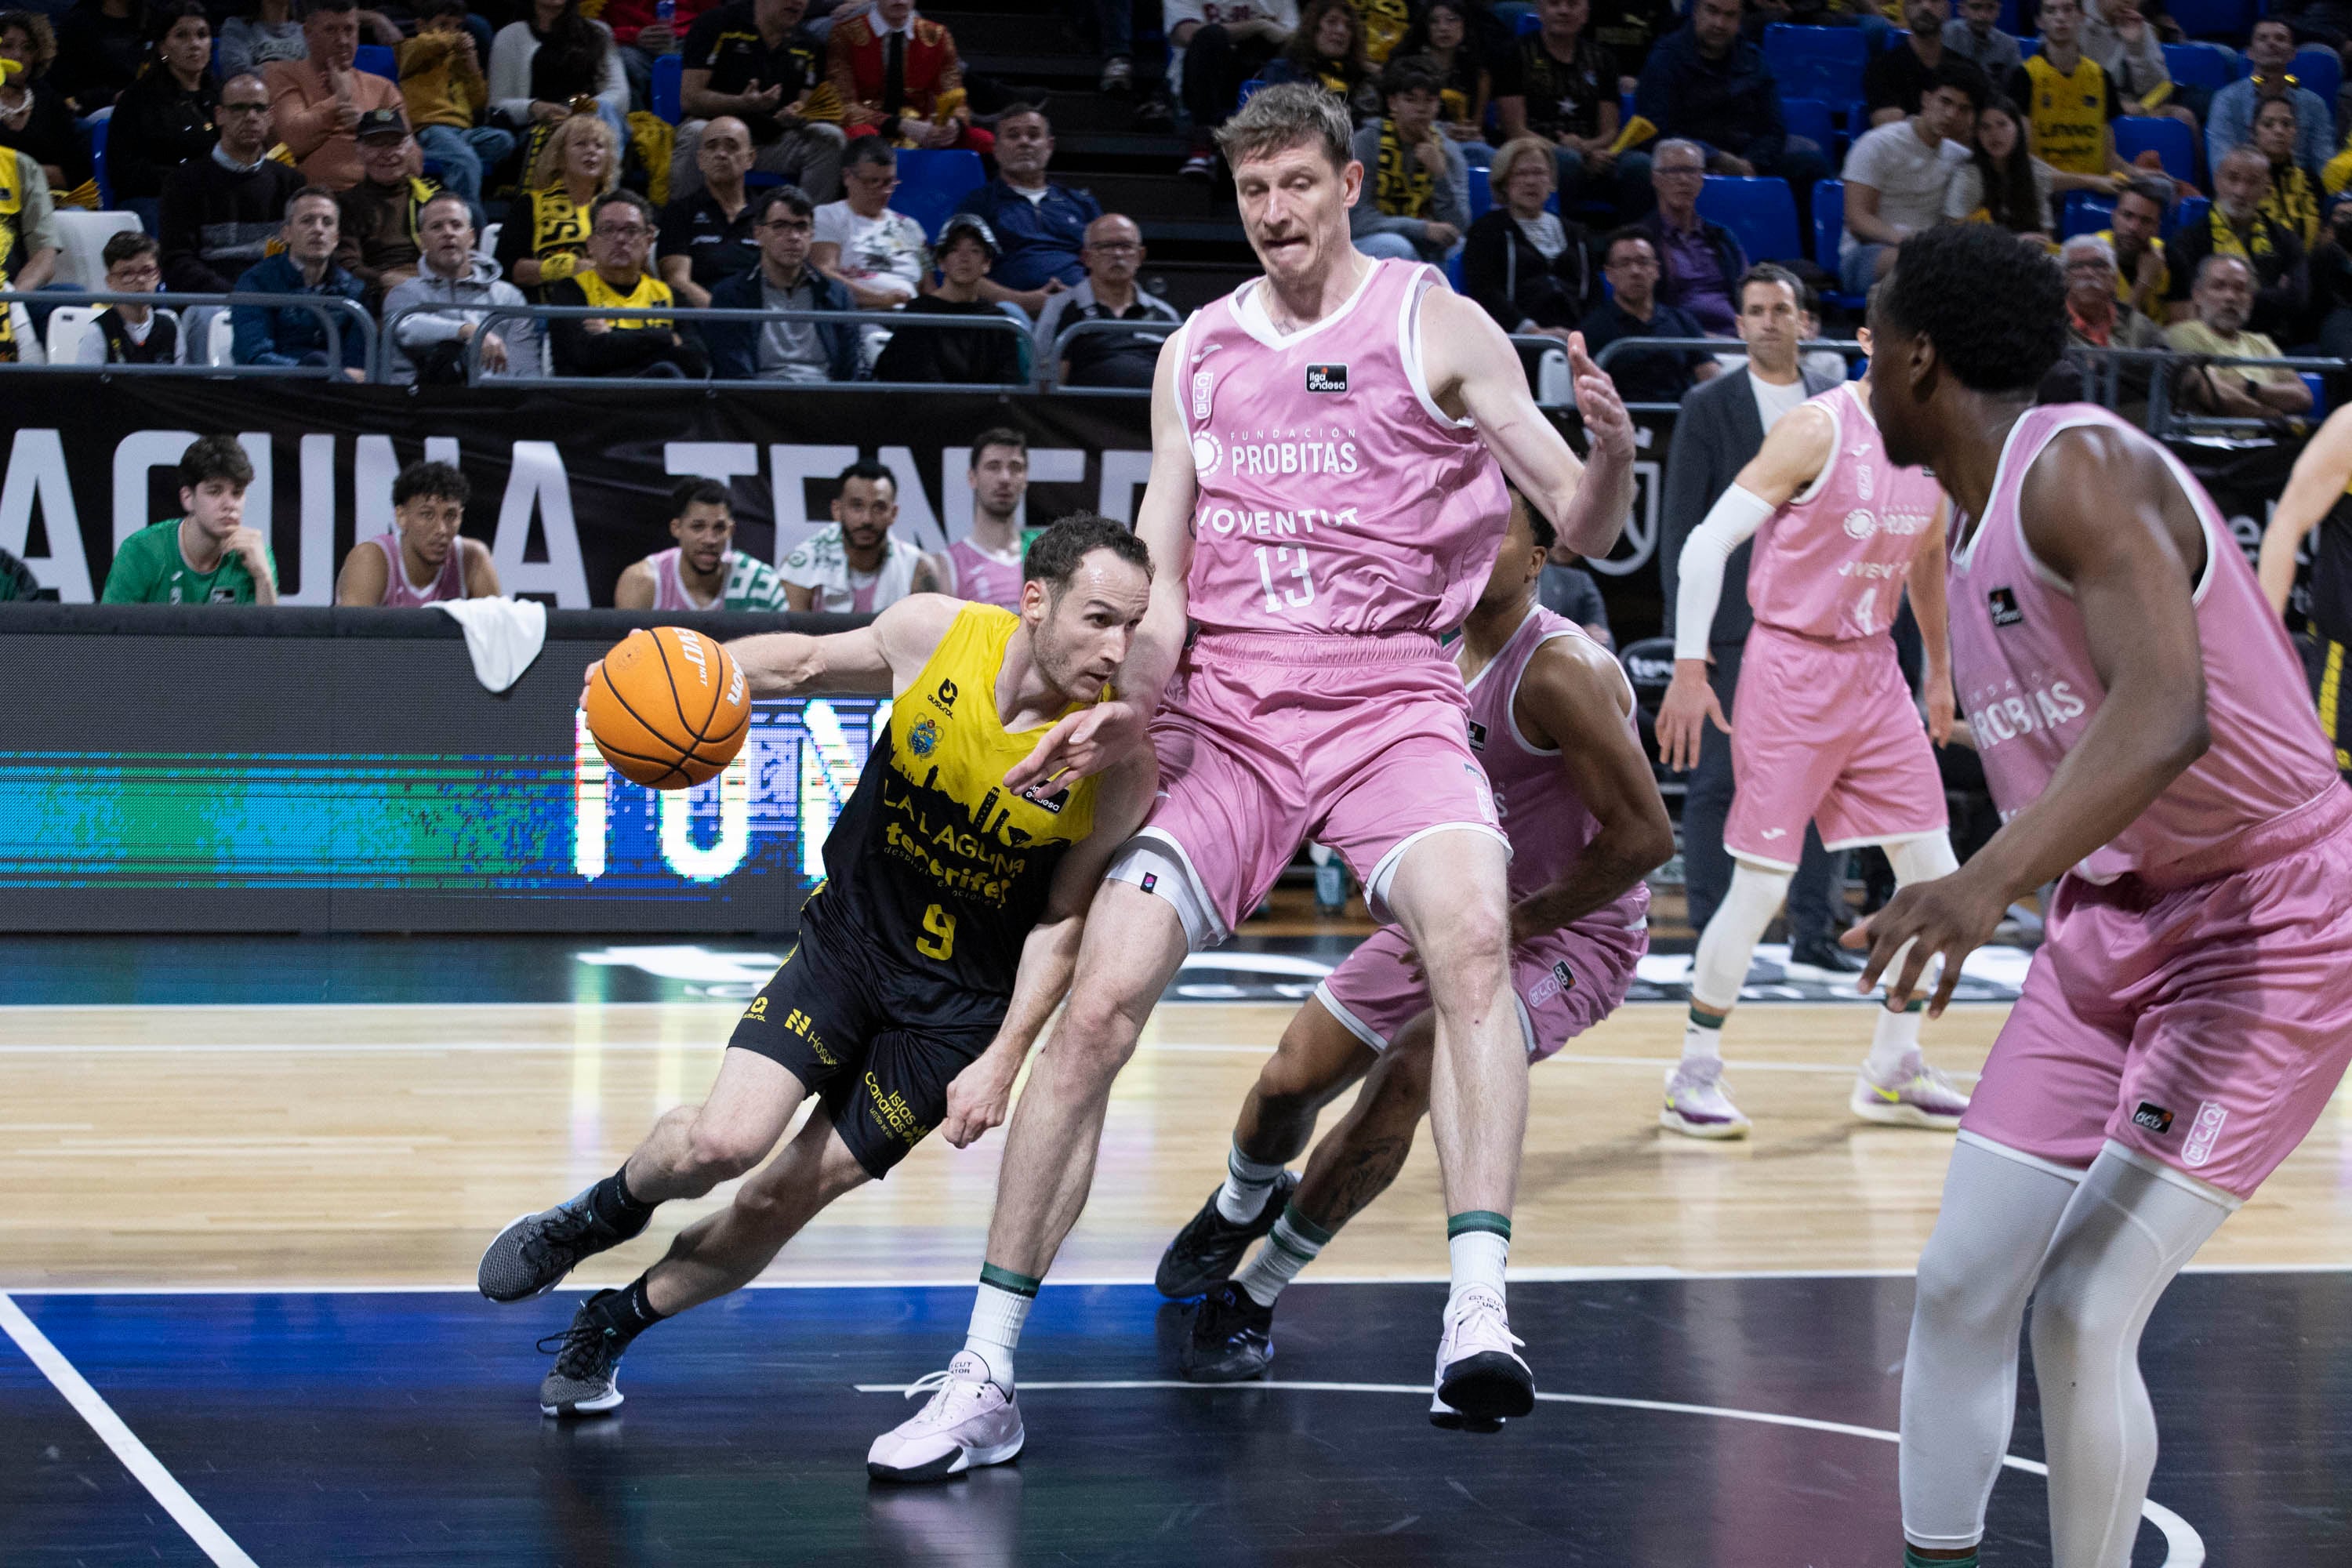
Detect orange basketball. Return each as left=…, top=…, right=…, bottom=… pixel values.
left=584, top=626, right=750, bottom=789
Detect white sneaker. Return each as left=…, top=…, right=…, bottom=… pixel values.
left=866, top=1352, right=1025, bottom=1483
left=1432, top=1287, right=1533, bottom=1428
left=1852, top=1051, right=1970, bottom=1129
left=1661, top=1056, right=1751, bottom=1139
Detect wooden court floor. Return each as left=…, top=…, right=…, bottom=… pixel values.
left=7, top=1000, right=2349, bottom=1291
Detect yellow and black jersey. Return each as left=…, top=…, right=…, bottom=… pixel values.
left=2012, top=54, right=2119, bottom=176
left=801, top=604, right=1107, bottom=1014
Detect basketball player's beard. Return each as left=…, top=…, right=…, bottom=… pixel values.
left=1030, top=620, right=1106, bottom=707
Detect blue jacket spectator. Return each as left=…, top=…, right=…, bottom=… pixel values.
left=2206, top=20, right=2334, bottom=175
left=230, top=187, right=369, bottom=372
left=702, top=185, right=860, bottom=383
left=952, top=105, right=1102, bottom=300
left=1632, top=0, right=1828, bottom=209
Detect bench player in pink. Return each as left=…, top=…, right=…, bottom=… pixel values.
left=1859, top=225, right=2352, bottom=1568
left=1656, top=301, right=1969, bottom=1140
left=332, top=459, right=501, bottom=606
left=1154, top=490, right=1671, bottom=1399
left=866, top=83, right=1636, bottom=1479
left=613, top=480, right=789, bottom=612
left=926, top=427, right=1030, bottom=612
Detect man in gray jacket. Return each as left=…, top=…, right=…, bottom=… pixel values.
left=383, top=191, right=539, bottom=383
left=1348, top=55, right=1468, bottom=266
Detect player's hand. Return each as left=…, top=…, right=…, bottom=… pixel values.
left=1002, top=699, right=1145, bottom=796
left=1842, top=865, right=2006, bottom=1018
left=579, top=659, right=601, bottom=710
left=1654, top=659, right=1727, bottom=772
left=1925, top=677, right=1955, bottom=746
left=940, top=1054, right=1017, bottom=1148
left=1567, top=332, right=1635, bottom=466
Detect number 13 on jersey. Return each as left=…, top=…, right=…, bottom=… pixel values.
left=1255, top=545, right=1315, bottom=613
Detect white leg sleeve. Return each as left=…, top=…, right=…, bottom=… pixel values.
left=2030, top=1143, right=2233, bottom=1568
left=1887, top=833, right=1960, bottom=885
left=1688, top=860, right=1793, bottom=1013
left=1900, top=1136, right=2082, bottom=1550
left=1872, top=833, right=1962, bottom=1026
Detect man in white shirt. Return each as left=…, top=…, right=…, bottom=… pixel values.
left=780, top=458, right=939, bottom=612
left=1840, top=61, right=1980, bottom=292
left=809, top=136, right=929, bottom=365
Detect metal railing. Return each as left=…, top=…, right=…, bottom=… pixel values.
left=1040, top=317, right=1179, bottom=394
left=2060, top=343, right=2337, bottom=439
left=1590, top=336, right=1871, bottom=412
left=461, top=302, right=1035, bottom=389
left=0, top=288, right=379, bottom=377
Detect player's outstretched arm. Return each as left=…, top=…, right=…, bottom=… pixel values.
left=1509, top=637, right=1675, bottom=943
left=722, top=593, right=965, bottom=699
left=1908, top=503, right=1955, bottom=745
left=1853, top=427, right=2212, bottom=1014
left=938, top=748, right=1160, bottom=1148
left=2259, top=403, right=2352, bottom=614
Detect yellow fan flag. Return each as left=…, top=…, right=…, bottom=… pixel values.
left=1610, top=115, right=1657, bottom=158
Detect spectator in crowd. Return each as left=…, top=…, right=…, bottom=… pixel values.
left=218, top=0, right=307, bottom=84
left=1634, top=137, right=1745, bottom=335
left=267, top=0, right=403, bottom=192
left=488, top=0, right=629, bottom=146
left=1864, top=0, right=1955, bottom=127
left=336, top=459, right=501, bottom=605
left=827, top=0, right=992, bottom=153
left=0, top=126, right=60, bottom=320
left=871, top=211, right=1025, bottom=383
left=1034, top=212, right=1179, bottom=388
left=102, top=435, right=277, bottom=605
left=1940, top=0, right=2020, bottom=82
left=498, top=111, right=617, bottom=298
left=2049, top=231, right=2163, bottom=415
left=2100, top=173, right=2171, bottom=318
left=659, top=114, right=758, bottom=307
left=924, top=428, right=1028, bottom=609
left=601, top=0, right=720, bottom=111
left=2208, top=18, right=2334, bottom=176
left=52, top=0, right=148, bottom=114
left=811, top=133, right=926, bottom=359
left=0, top=19, right=93, bottom=208
left=1349, top=54, right=1469, bottom=263
left=548, top=188, right=711, bottom=378
left=1493, top=0, right=1621, bottom=209
left=334, top=110, right=437, bottom=308
left=1579, top=227, right=1716, bottom=402
left=2268, top=0, right=2352, bottom=49
left=2166, top=146, right=2309, bottom=338
left=1464, top=132, right=1599, bottom=347
left=76, top=230, right=181, bottom=363
left=2168, top=252, right=2315, bottom=418
left=1944, top=92, right=2053, bottom=239
left=954, top=103, right=1099, bottom=314
left=2005, top=0, right=2134, bottom=183
left=615, top=479, right=790, bottom=611
left=1632, top=0, right=1830, bottom=212
left=782, top=458, right=932, bottom=611
left=102, top=2, right=218, bottom=226
left=1538, top=536, right=1612, bottom=648
left=1256, top=0, right=1380, bottom=121
left=1590, top=0, right=1677, bottom=89
left=159, top=72, right=301, bottom=294
left=2253, top=96, right=2321, bottom=247
left=1166, top=0, right=1296, bottom=178
left=706, top=183, right=859, bottom=380
left=1842, top=60, right=1977, bottom=290
left=397, top=0, right=514, bottom=210
left=1398, top=0, right=1491, bottom=148
left=232, top=185, right=368, bottom=376
left=2083, top=0, right=2190, bottom=135
left=674, top=0, right=846, bottom=203
left=2308, top=197, right=2352, bottom=357
left=386, top=190, right=536, bottom=382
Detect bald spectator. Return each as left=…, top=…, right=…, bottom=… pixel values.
left=659, top=114, right=760, bottom=309
left=1033, top=213, right=1179, bottom=388
left=266, top=0, right=403, bottom=191
left=2167, top=253, right=2314, bottom=419
left=953, top=102, right=1100, bottom=316
left=2165, top=147, right=2308, bottom=340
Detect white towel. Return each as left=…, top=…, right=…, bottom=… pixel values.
left=431, top=597, right=548, bottom=693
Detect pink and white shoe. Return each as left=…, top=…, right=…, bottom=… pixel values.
left=1851, top=1051, right=1970, bottom=1130
left=1660, top=1057, right=1751, bottom=1139
left=866, top=1352, right=1025, bottom=1483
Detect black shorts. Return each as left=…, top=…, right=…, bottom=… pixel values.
left=727, top=918, right=999, bottom=1181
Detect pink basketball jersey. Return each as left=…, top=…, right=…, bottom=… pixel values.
left=367, top=533, right=466, bottom=607
left=648, top=547, right=714, bottom=612
left=1465, top=605, right=1651, bottom=928
left=949, top=537, right=1024, bottom=611
left=1949, top=403, right=2347, bottom=884
left=1177, top=258, right=1511, bottom=637
left=1747, top=382, right=1943, bottom=643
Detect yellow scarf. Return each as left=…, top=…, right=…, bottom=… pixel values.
left=2262, top=162, right=2319, bottom=248
left=1374, top=118, right=1435, bottom=219
left=2209, top=204, right=2278, bottom=263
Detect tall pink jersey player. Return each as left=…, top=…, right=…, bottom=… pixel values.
left=1152, top=493, right=1672, bottom=1397
left=1861, top=226, right=2352, bottom=1568
left=1657, top=343, right=1969, bottom=1141
left=867, top=83, right=1636, bottom=1481
left=924, top=428, right=1032, bottom=612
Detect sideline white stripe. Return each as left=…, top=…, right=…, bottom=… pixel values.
left=0, top=1293, right=258, bottom=1568
left=850, top=1377, right=2203, bottom=1566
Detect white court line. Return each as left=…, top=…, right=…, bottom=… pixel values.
left=0, top=1293, right=258, bottom=1568
left=850, top=1377, right=2204, bottom=1566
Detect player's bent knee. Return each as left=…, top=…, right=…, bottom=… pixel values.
left=685, top=1117, right=775, bottom=1181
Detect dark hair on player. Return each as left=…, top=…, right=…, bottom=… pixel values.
left=102, top=229, right=159, bottom=268
left=1508, top=488, right=1557, bottom=554
left=750, top=183, right=815, bottom=223
left=837, top=459, right=896, bottom=492
left=1024, top=511, right=1152, bottom=593
left=670, top=477, right=731, bottom=516
left=1735, top=262, right=1803, bottom=313
left=1880, top=224, right=2065, bottom=394
left=393, top=459, right=469, bottom=509
left=1601, top=227, right=1656, bottom=267
left=178, top=434, right=253, bottom=492
left=970, top=427, right=1027, bottom=468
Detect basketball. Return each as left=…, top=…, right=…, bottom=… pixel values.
left=583, top=626, right=750, bottom=789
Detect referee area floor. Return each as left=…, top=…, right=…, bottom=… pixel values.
left=5, top=936, right=2350, bottom=1565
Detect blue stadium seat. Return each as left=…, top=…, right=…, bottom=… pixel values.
left=1697, top=174, right=1802, bottom=263
left=1998, top=0, right=2021, bottom=31
left=1763, top=25, right=1871, bottom=107
left=2160, top=42, right=2242, bottom=92
left=1783, top=97, right=1835, bottom=157
left=2017, top=37, right=2040, bottom=60
left=354, top=44, right=396, bottom=81
left=652, top=53, right=683, bottom=124
left=2169, top=194, right=2211, bottom=238
left=1446, top=249, right=1466, bottom=292
left=2165, top=0, right=2255, bottom=40
left=2114, top=116, right=2195, bottom=183
left=2062, top=190, right=2116, bottom=238
left=1517, top=10, right=1541, bottom=35
left=1809, top=179, right=1867, bottom=310
left=2303, top=372, right=2328, bottom=417
left=2294, top=45, right=2342, bottom=108
left=893, top=148, right=986, bottom=240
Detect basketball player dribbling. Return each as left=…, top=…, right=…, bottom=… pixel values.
left=1859, top=225, right=2352, bottom=1568
left=867, top=83, right=1636, bottom=1479
left=1655, top=321, right=1971, bottom=1139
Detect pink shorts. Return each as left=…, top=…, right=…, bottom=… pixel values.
left=1725, top=624, right=1947, bottom=868
left=1317, top=901, right=1649, bottom=1062
left=1115, top=630, right=1504, bottom=945
left=1962, top=797, right=2352, bottom=1200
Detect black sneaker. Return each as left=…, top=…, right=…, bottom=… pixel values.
left=1180, top=1282, right=1274, bottom=1381
left=1788, top=935, right=1864, bottom=976
left=1155, top=1171, right=1298, bottom=1298
left=478, top=1185, right=645, bottom=1303
left=537, top=1290, right=629, bottom=1417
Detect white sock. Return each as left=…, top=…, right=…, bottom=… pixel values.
left=963, top=1267, right=1036, bottom=1388
left=1682, top=1007, right=1725, bottom=1064
left=1214, top=1142, right=1286, bottom=1225
left=1233, top=1205, right=1332, bottom=1307
left=1444, top=1213, right=1510, bottom=1313
left=1865, top=1000, right=1926, bottom=1080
